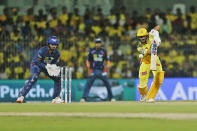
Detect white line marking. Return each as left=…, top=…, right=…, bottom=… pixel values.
left=0, top=112, right=197, bottom=120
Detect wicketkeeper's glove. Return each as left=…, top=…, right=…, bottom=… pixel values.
left=45, top=64, right=60, bottom=76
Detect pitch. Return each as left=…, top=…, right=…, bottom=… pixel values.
left=0, top=101, right=197, bottom=131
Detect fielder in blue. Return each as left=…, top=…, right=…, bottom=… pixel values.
left=16, top=36, right=62, bottom=103
left=80, top=38, right=115, bottom=102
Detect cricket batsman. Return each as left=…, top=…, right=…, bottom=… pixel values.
left=80, top=38, right=115, bottom=102
left=16, top=36, right=62, bottom=103
left=137, top=25, right=164, bottom=102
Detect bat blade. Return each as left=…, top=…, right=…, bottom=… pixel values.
left=150, top=43, right=157, bottom=71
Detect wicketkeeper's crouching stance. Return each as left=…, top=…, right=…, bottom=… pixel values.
left=16, top=36, right=62, bottom=103
left=136, top=26, right=164, bottom=102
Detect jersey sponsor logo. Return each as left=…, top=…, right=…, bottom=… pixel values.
left=141, top=71, right=147, bottom=75
left=51, top=39, right=57, bottom=42
left=44, top=57, right=54, bottom=64
left=140, top=30, right=144, bottom=34
left=93, top=54, right=103, bottom=62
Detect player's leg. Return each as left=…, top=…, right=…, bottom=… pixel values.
left=45, top=69, right=62, bottom=103
left=52, top=77, right=62, bottom=103
left=138, top=62, right=150, bottom=101
left=17, top=65, right=40, bottom=103
left=146, top=57, right=164, bottom=102
left=138, top=85, right=148, bottom=101
left=81, top=75, right=97, bottom=101
left=100, top=75, right=114, bottom=101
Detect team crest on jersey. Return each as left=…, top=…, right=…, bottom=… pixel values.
left=141, top=71, right=147, bottom=75
left=44, top=57, right=54, bottom=64
left=93, top=54, right=103, bottom=62
left=140, top=31, right=144, bottom=34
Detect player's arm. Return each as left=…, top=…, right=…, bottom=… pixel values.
left=149, top=25, right=161, bottom=46
left=86, top=50, right=92, bottom=76
left=35, top=49, right=46, bottom=69
left=153, top=25, right=160, bottom=31
left=46, top=51, right=61, bottom=77
left=149, top=25, right=160, bottom=71
left=137, top=44, right=151, bottom=59
left=106, top=60, right=110, bottom=76
left=52, top=51, right=60, bottom=65
left=86, top=60, right=91, bottom=76
left=104, top=50, right=111, bottom=76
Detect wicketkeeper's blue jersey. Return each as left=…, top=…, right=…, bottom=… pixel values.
left=31, top=46, right=60, bottom=69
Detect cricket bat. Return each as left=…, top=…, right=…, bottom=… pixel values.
left=150, top=43, right=157, bottom=71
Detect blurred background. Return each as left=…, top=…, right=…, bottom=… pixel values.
left=0, top=0, right=197, bottom=80
left=1, top=0, right=197, bottom=102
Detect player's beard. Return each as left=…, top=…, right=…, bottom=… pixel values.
left=49, top=46, right=57, bottom=53
left=96, top=47, right=101, bottom=50
left=95, top=43, right=101, bottom=50
left=139, top=36, right=148, bottom=44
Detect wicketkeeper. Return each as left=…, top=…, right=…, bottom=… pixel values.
left=137, top=25, right=164, bottom=102
left=16, top=36, right=62, bottom=103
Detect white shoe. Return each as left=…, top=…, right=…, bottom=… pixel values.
left=80, top=98, right=86, bottom=103
left=52, top=97, right=63, bottom=103
left=140, top=95, right=146, bottom=102
left=146, top=98, right=155, bottom=103
left=111, top=98, right=116, bottom=102
left=16, top=96, right=24, bottom=103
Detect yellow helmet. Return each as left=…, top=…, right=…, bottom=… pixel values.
left=137, top=28, right=148, bottom=37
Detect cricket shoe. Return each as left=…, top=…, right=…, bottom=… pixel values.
left=140, top=95, right=146, bottom=102
left=16, top=96, right=24, bottom=103
left=52, top=97, right=63, bottom=103
left=80, top=98, right=86, bottom=103
left=111, top=98, right=116, bottom=102
left=146, top=98, right=155, bottom=103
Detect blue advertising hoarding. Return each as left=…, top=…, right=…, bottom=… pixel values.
left=2, top=78, right=197, bottom=102
left=0, top=79, right=136, bottom=102
left=136, top=78, right=197, bottom=101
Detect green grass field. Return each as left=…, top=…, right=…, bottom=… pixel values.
left=1, top=101, right=197, bottom=131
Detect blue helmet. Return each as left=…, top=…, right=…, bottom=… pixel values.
left=48, top=36, right=59, bottom=45
left=95, top=38, right=102, bottom=43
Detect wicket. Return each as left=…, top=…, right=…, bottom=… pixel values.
left=60, top=66, right=72, bottom=103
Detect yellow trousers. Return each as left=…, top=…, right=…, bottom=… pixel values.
left=138, top=56, right=164, bottom=100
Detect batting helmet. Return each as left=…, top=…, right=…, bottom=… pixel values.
left=137, top=28, right=148, bottom=37
left=95, top=38, right=102, bottom=43
left=48, top=36, right=59, bottom=45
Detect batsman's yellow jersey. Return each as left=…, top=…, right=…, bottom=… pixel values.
left=137, top=34, right=153, bottom=64
left=137, top=34, right=163, bottom=87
